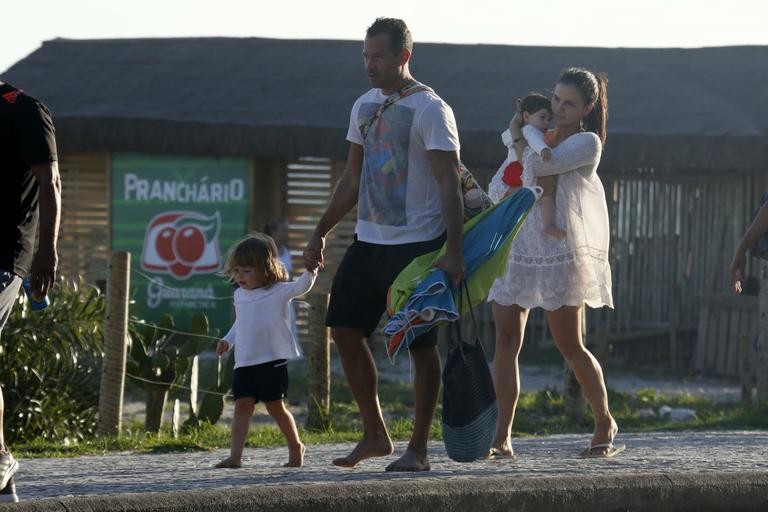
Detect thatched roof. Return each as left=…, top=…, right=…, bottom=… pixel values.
left=3, top=37, right=767, bottom=173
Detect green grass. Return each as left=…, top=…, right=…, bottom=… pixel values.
left=512, top=387, right=768, bottom=435
left=14, top=382, right=768, bottom=458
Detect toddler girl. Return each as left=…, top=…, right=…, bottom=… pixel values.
left=215, top=233, right=316, bottom=468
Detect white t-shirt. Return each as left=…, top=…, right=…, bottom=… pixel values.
left=222, top=270, right=316, bottom=368
left=346, top=87, right=461, bottom=245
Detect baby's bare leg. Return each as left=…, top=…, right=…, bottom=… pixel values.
left=538, top=176, right=565, bottom=239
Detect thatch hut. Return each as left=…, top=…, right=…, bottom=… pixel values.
left=3, top=38, right=765, bottom=371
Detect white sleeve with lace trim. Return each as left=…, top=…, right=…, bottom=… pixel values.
left=524, top=131, right=601, bottom=178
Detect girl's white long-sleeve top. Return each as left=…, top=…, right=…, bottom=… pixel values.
left=222, top=270, right=316, bottom=368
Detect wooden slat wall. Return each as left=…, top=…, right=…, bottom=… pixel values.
left=57, top=153, right=110, bottom=285
left=694, top=293, right=759, bottom=377
left=601, top=170, right=768, bottom=337
left=282, top=157, right=355, bottom=292
left=281, top=157, right=363, bottom=344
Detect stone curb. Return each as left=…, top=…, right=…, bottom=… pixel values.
left=4, top=472, right=767, bottom=512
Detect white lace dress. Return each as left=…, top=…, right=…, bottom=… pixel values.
left=487, top=131, right=614, bottom=310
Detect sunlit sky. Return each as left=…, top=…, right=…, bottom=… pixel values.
left=2, top=0, right=767, bottom=73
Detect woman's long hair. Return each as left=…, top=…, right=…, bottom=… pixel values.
left=558, top=68, right=608, bottom=144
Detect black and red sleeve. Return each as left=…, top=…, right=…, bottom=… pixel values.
left=16, top=97, right=58, bottom=166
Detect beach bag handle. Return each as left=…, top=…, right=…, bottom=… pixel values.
left=452, top=279, right=486, bottom=361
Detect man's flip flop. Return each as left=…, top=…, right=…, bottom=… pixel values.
left=486, top=447, right=517, bottom=460
left=579, top=443, right=626, bottom=458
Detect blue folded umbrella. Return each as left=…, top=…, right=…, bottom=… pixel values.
left=384, top=186, right=539, bottom=357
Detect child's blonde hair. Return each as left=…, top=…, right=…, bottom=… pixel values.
left=220, top=233, right=288, bottom=288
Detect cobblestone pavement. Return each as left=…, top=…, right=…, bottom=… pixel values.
left=13, top=431, right=768, bottom=501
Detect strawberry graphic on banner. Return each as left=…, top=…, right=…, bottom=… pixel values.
left=141, top=211, right=222, bottom=280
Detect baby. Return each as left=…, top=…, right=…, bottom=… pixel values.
left=500, top=93, right=565, bottom=238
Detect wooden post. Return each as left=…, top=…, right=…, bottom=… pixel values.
left=97, top=251, right=130, bottom=436
left=564, top=308, right=587, bottom=421
left=172, top=399, right=181, bottom=439
left=740, top=334, right=752, bottom=403
left=189, top=355, right=199, bottom=417
left=595, top=325, right=609, bottom=365
left=594, top=306, right=609, bottom=364
left=669, top=283, right=680, bottom=368
left=757, top=260, right=768, bottom=400
left=306, top=293, right=331, bottom=429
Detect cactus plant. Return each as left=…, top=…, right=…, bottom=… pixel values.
left=127, top=312, right=215, bottom=433
left=184, top=348, right=234, bottom=429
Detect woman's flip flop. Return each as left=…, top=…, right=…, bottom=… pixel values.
left=579, top=442, right=626, bottom=458
left=486, top=447, right=517, bottom=460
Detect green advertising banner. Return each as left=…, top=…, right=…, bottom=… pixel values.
left=111, top=153, right=251, bottom=334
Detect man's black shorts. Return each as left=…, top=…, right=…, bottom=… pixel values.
left=326, top=233, right=445, bottom=347
left=232, top=359, right=288, bottom=402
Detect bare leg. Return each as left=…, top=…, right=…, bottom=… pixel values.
left=385, top=343, right=441, bottom=472
left=215, top=397, right=255, bottom=468
left=265, top=400, right=305, bottom=467
left=331, top=327, right=393, bottom=467
left=539, top=196, right=566, bottom=239
left=489, top=302, right=529, bottom=457
left=546, top=306, right=618, bottom=453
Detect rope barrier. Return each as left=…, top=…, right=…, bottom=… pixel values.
left=128, top=319, right=224, bottom=341
left=132, top=269, right=235, bottom=300
left=128, top=269, right=311, bottom=308
left=126, top=372, right=233, bottom=399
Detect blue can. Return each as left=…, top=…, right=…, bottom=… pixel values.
left=22, top=277, right=50, bottom=312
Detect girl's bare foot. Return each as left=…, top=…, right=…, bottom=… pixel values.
left=214, top=457, right=242, bottom=468
left=284, top=443, right=305, bottom=468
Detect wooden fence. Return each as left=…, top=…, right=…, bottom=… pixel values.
left=695, top=293, right=759, bottom=378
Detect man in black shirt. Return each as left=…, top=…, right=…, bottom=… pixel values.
left=0, top=81, right=61, bottom=502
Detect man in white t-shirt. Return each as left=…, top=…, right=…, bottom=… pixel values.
left=304, top=18, right=465, bottom=472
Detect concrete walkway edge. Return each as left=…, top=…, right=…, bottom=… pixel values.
left=5, top=471, right=768, bottom=512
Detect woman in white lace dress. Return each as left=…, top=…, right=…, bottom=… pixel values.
left=487, top=68, right=622, bottom=459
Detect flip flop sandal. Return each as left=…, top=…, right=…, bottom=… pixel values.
left=579, top=442, right=626, bottom=458
left=486, top=447, right=517, bottom=460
